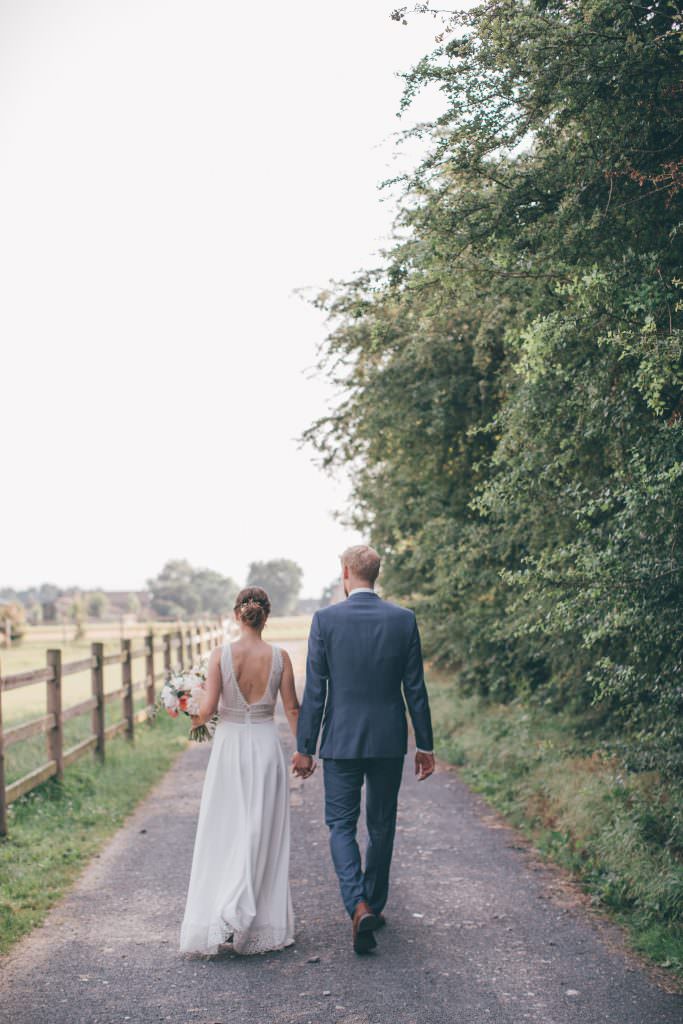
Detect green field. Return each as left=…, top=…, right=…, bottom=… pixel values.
left=0, top=617, right=311, bottom=723
left=0, top=617, right=311, bottom=787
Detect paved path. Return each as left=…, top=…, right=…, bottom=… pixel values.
left=1, top=641, right=681, bottom=1024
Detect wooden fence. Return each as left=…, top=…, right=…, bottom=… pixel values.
left=0, top=621, right=224, bottom=836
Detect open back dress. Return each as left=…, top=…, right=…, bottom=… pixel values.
left=179, top=642, right=295, bottom=955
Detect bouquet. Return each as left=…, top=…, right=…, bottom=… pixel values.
left=159, top=656, right=218, bottom=742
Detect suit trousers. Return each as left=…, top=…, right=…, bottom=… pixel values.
left=322, top=756, right=404, bottom=917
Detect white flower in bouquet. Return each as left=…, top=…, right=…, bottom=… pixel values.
left=161, top=687, right=180, bottom=712
left=157, top=656, right=217, bottom=741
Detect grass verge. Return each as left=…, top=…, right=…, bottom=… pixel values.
left=428, top=671, right=683, bottom=982
left=0, top=711, right=189, bottom=955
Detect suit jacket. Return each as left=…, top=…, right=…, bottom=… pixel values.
left=296, top=591, right=434, bottom=759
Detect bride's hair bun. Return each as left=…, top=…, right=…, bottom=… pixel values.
left=233, top=586, right=271, bottom=630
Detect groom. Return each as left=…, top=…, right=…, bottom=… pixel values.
left=292, top=545, right=435, bottom=954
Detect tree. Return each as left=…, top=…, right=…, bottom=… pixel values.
left=193, top=568, right=239, bottom=617
left=25, top=601, right=42, bottom=626
left=69, top=596, right=86, bottom=641
left=38, top=583, right=61, bottom=622
left=87, top=591, right=107, bottom=619
left=246, top=560, right=303, bottom=616
left=147, top=560, right=239, bottom=619
left=0, top=603, right=25, bottom=645
left=148, top=560, right=200, bottom=619
left=38, top=583, right=61, bottom=604
left=304, top=1, right=683, bottom=776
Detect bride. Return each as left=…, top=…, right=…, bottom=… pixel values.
left=179, top=586, right=310, bottom=956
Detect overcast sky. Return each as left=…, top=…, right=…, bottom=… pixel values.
left=1, top=0, right=444, bottom=598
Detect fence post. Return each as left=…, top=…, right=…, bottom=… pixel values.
left=122, top=638, right=133, bottom=740
left=91, top=642, right=105, bottom=762
left=163, top=632, right=172, bottom=676
left=0, top=659, right=7, bottom=836
left=145, top=629, right=156, bottom=707
left=186, top=625, right=193, bottom=667
left=47, top=649, right=64, bottom=780
left=177, top=627, right=184, bottom=671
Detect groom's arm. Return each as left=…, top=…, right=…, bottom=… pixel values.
left=296, top=611, right=329, bottom=756
left=402, top=613, right=434, bottom=755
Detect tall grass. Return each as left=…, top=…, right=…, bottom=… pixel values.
left=3, top=691, right=153, bottom=786
left=0, top=711, right=189, bottom=953
left=429, top=673, right=683, bottom=978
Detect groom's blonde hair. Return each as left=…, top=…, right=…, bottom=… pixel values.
left=340, top=544, right=381, bottom=584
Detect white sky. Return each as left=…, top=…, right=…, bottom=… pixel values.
left=0, top=0, right=444, bottom=598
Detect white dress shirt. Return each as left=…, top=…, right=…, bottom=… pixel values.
left=347, top=586, right=434, bottom=755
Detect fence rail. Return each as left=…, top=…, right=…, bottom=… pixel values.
left=0, top=621, right=224, bottom=836
left=2, top=667, right=55, bottom=690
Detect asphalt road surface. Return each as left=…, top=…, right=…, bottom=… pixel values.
left=1, top=642, right=681, bottom=1024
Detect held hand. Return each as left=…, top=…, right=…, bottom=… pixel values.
left=291, top=752, right=316, bottom=779
left=415, top=751, right=435, bottom=781
left=190, top=714, right=202, bottom=729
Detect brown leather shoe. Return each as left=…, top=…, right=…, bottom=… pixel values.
left=352, top=900, right=379, bottom=954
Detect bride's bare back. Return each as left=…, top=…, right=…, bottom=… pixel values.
left=230, top=638, right=276, bottom=706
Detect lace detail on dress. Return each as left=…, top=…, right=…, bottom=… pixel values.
left=205, top=916, right=294, bottom=956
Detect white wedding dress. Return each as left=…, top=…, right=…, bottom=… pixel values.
left=179, top=642, right=295, bottom=955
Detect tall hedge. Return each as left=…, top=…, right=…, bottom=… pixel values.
left=305, top=1, right=683, bottom=776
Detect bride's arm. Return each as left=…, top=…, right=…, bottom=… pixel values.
left=279, top=649, right=300, bottom=738
left=190, top=646, right=222, bottom=727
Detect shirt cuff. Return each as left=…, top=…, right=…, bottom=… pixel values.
left=416, top=748, right=434, bottom=754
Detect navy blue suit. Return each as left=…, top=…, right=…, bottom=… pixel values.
left=297, top=590, right=433, bottom=916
